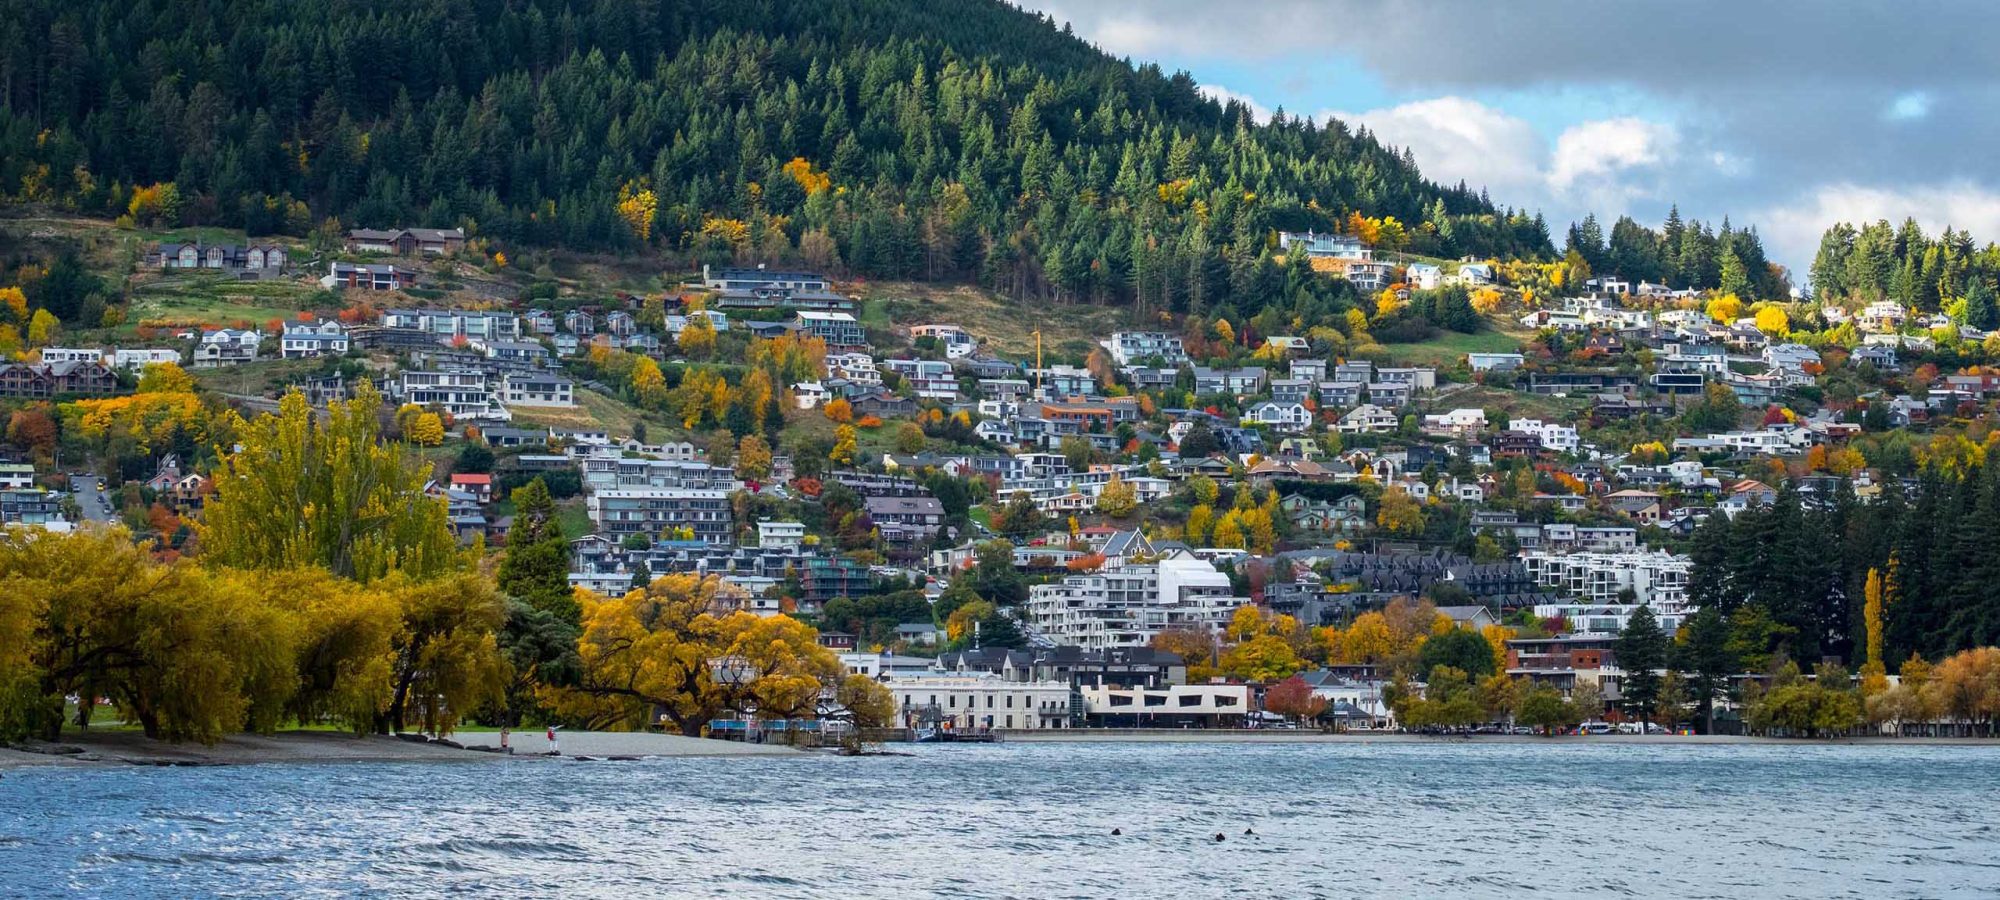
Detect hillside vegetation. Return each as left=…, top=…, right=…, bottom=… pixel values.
left=1, top=0, right=1552, bottom=324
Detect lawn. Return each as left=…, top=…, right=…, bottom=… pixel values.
left=851, top=281, right=1126, bottom=362
left=506, top=387, right=654, bottom=438
left=1379, top=327, right=1525, bottom=368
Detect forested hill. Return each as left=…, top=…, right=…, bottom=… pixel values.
left=0, top=0, right=1552, bottom=313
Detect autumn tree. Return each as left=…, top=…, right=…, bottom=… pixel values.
left=201, top=385, right=458, bottom=583
left=616, top=179, right=658, bottom=243
left=830, top=424, right=858, bottom=467
left=1263, top=674, right=1328, bottom=724
left=552, top=575, right=845, bottom=735
left=1095, top=474, right=1138, bottom=518
left=1376, top=487, right=1426, bottom=535
left=678, top=314, right=717, bottom=359
left=735, top=434, right=774, bottom=481
left=823, top=396, right=853, bottom=424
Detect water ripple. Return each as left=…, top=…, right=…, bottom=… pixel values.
left=3, top=742, right=1999, bottom=898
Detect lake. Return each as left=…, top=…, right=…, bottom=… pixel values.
left=2, top=741, right=1996, bottom=898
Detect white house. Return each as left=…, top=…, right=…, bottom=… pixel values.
left=1242, top=401, right=1312, bottom=432
left=1421, top=408, right=1487, bottom=438
left=1336, top=403, right=1399, bottom=434
left=1407, top=263, right=1442, bottom=290
left=280, top=320, right=350, bottom=358
left=192, top=329, right=262, bottom=367
left=501, top=373, right=576, bottom=408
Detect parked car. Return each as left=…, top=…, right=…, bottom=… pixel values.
left=1581, top=721, right=1613, bottom=735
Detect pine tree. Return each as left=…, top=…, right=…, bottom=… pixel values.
left=498, top=478, right=577, bottom=624
left=1617, top=604, right=1667, bottom=723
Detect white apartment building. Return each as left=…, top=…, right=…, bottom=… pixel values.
left=824, top=352, right=882, bottom=386
left=1530, top=601, right=1690, bottom=637
left=880, top=358, right=958, bottom=399
left=399, top=370, right=508, bottom=421
left=39, top=348, right=103, bottom=365
left=882, top=674, right=1073, bottom=730
left=757, top=521, right=807, bottom=550
left=1103, top=331, right=1190, bottom=367
left=501, top=372, right=576, bottom=408
left=1027, top=557, right=1249, bottom=650
left=382, top=308, right=521, bottom=341
left=1519, top=550, right=1690, bottom=608
left=111, top=348, right=184, bottom=370
left=1509, top=418, right=1580, bottom=454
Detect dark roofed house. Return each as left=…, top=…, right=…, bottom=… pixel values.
left=345, top=227, right=466, bottom=256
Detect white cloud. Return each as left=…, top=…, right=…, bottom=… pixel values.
left=1757, top=181, right=2000, bottom=284
left=1197, top=84, right=1271, bottom=123
left=1549, top=118, right=1679, bottom=191
left=1885, top=91, right=1932, bottom=122
left=1332, top=96, right=1547, bottom=196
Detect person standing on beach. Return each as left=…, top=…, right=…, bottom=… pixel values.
left=546, top=725, right=559, bottom=755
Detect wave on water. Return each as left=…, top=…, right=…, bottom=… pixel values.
left=5, top=742, right=2000, bottom=899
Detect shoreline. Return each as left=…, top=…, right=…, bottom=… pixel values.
left=999, top=729, right=2000, bottom=746
left=0, top=729, right=806, bottom=770
left=8, top=729, right=1997, bottom=769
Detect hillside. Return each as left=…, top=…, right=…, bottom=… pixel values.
left=0, top=0, right=1551, bottom=324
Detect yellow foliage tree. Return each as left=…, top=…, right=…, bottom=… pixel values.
left=1705, top=294, right=1744, bottom=323
left=551, top=575, right=843, bottom=735
left=406, top=411, right=445, bottom=446
left=0, top=286, right=27, bottom=323
left=137, top=361, right=194, bottom=394
left=1753, top=305, right=1790, bottom=336
left=831, top=424, right=857, bottom=467
left=823, top=396, right=853, bottom=424
left=1376, top=487, right=1426, bottom=535
left=201, top=385, right=458, bottom=583
left=629, top=355, right=667, bottom=408
left=26, top=308, right=57, bottom=345
left=678, top=314, right=717, bottom=359
left=615, top=180, right=657, bottom=243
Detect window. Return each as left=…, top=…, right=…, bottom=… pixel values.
left=1005, top=716, right=1014, bottom=729
left=1178, top=694, right=1202, bottom=708
left=1109, top=694, right=1133, bottom=707
left=1006, top=696, right=1014, bottom=709
left=1143, top=694, right=1167, bottom=707
left=1215, top=695, right=1240, bottom=707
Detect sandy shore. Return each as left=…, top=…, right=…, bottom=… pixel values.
left=0, top=729, right=804, bottom=769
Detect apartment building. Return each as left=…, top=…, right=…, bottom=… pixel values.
left=586, top=489, right=733, bottom=544
left=1026, top=557, right=1249, bottom=650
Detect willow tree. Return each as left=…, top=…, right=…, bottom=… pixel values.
left=201, top=384, right=457, bottom=583
left=552, top=575, right=843, bottom=735
left=0, top=528, right=298, bottom=744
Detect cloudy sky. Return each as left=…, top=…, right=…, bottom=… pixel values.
left=1018, top=0, right=2000, bottom=278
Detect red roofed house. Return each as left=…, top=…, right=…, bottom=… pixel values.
left=450, top=473, right=494, bottom=504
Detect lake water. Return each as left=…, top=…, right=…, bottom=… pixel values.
left=2, top=741, right=1997, bottom=898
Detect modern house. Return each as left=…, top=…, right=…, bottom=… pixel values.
left=280, top=320, right=350, bottom=358
left=321, top=262, right=417, bottom=291
left=501, top=372, right=576, bottom=408
left=344, top=228, right=466, bottom=256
